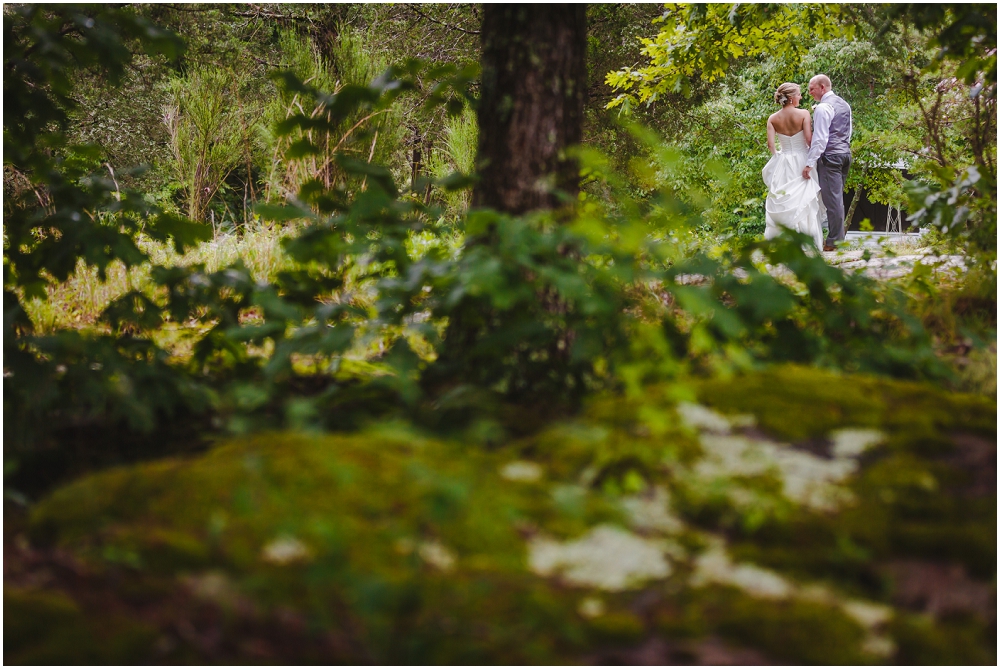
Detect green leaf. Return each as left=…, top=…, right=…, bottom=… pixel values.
left=286, top=139, right=321, bottom=159
left=148, top=213, right=212, bottom=254
left=335, top=155, right=398, bottom=197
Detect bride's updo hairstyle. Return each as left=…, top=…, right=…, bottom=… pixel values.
left=774, top=82, right=800, bottom=107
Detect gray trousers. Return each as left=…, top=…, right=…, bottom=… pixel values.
left=817, top=152, right=851, bottom=243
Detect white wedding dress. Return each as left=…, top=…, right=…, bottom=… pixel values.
left=762, top=131, right=825, bottom=249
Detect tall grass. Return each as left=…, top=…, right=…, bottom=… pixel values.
left=25, top=223, right=292, bottom=334
left=426, top=107, right=478, bottom=215
left=329, top=26, right=408, bottom=181
left=25, top=28, right=417, bottom=349
left=262, top=27, right=407, bottom=203
left=164, top=66, right=256, bottom=223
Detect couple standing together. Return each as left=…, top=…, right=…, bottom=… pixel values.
left=762, top=74, right=852, bottom=252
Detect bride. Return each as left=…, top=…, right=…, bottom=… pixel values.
left=762, top=82, right=825, bottom=249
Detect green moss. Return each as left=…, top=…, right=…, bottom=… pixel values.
left=12, top=366, right=997, bottom=663
left=713, top=589, right=869, bottom=665
left=688, top=364, right=995, bottom=596
left=892, top=613, right=997, bottom=665
left=653, top=586, right=870, bottom=665
left=587, top=611, right=647, bottom=642
left=4, top=588, right=81, bottom=648
left=695, top=365, right=996, bottom=441
left=26, top=431, right=622, bottom=662
left=513, top=390, right=702, bottom=489
left=727, top=452, right=995, bottom=597
left=102, top=526, right=212, bottom=572
left=4, top=588, right=158, bottom=665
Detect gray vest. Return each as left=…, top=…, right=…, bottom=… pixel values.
left=823, top=93, right=852, bottom=156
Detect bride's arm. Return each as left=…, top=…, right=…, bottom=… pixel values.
left=802, top=110, right=813, bottom=146
left=766, top=117, right=777, bottom=155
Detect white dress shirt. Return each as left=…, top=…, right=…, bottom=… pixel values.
left=806, top=91, right=851, bottom=168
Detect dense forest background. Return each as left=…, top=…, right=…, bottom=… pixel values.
left=32, top=4, right=995, bottom=236
left=4, top=3, right=997, bottom=664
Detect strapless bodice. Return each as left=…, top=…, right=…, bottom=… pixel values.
left=777, top=131, right=808, bottom=153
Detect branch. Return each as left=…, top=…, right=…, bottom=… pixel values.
left=250, top=55, right=288, bottom=70
left=409, top=6, right=479, bottom=36
left=160, top=4, right=217, bottom=13
left=226, top=5, right=314, bottom=23
left=331, top=111, right=389, bottom=154
left=22, top=22, right=79, bottom=59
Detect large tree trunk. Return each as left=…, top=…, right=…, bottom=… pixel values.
left=430, top=5, right=588, bottom=397
left=474, top=4, right=587, bottom=214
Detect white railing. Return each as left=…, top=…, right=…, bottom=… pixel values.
left=886, top=205, right=903, bottom=236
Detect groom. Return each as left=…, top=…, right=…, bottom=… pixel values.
left=802, top=74, right=852, bottom=252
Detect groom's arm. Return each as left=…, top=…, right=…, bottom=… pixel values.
left=804, top=103, right=833, bottom=179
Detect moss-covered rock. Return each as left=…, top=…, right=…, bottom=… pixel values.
left=6, top=366, right=995, bottom=664
left=4, top=588, right=158, bottom=664
left=694, top=365, right=996, bottom=441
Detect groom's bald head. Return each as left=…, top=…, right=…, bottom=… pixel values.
left=808, top=74, right=832, bottom=101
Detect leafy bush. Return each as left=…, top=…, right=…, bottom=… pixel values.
left=661, top=233, right=948, bottom=379
left=904, top=165, right=997, bottom=258
left=4, top=6, right=211, bottom=453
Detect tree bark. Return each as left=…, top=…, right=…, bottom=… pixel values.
left=474, top=4, right=587, bottom=214
left=844, top=183, right=863, bottom=231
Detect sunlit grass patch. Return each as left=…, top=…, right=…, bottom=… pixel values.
left=24, top=222, right=294, bottom=335
left=26, top=260, right=154, bottom=333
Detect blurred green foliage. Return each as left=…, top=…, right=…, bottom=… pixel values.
left=664, top=233, right=947, bottom=378
left=4, top=5, right=214, bottom=452
left=905, top=165, right=997, bottom=258
left=9, top=366, right=996, bottom=663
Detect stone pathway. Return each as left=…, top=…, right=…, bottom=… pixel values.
left=672, top=246, right=968, bottom=287
left=822, top=247, right=968, bottom=280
